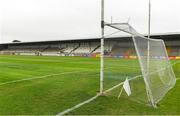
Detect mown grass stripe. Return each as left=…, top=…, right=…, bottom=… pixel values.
left=0, top=71, right=85, bottom=86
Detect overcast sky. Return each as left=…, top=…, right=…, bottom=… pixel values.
left=0, top=0, right=180, bottom=43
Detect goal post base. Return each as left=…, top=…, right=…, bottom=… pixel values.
left=97, top=92, right=108, bottom=96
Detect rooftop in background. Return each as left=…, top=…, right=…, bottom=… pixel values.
left=0, top=32, right=180, bottom=45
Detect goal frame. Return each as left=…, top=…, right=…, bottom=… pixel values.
left=100, top=0, right=157, bottom=107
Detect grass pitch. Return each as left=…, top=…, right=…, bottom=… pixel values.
left=0, top=55, right=179, bottom=115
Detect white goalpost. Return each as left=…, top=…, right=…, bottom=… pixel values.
left=100, top=0, right=176, bottom=108
left=100, top=0, right=105, bottom=94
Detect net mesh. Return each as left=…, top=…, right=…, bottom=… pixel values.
left=104, top=23, right=176, bottom=106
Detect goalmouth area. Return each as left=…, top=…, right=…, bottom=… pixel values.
left=0, top=55, right=179, bottom=115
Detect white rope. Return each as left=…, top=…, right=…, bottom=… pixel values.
left=117, top=86, right=124, bottom=99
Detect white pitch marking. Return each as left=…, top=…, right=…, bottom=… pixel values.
left=57, top=62, right=178, bottom=115
left=0, top=71, right=88, bottom=86
left=57, top=95, right=99, bottom=116
left=57, top=74, right=140, bottom=116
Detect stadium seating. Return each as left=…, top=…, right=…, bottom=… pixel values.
left=0, top=38, right=179, bottom=57
left=73, top=43, right=90, bottom=54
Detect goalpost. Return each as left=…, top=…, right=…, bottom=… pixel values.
left=100, top=0, right=105, bottom=94
left=100, top=0, right=176, bottom=107
left=59, top=1, right=176, bottom=115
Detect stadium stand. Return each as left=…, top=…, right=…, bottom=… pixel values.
left=0, top=33, right=180, bottom=58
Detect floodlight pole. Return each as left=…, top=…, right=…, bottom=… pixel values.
left=100, top=0, right=105, bottom=94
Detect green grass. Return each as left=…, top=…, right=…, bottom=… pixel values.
left=0, top=55, right=179, bottom=115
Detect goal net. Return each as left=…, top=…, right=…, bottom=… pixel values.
left=103, top=23, right=176, bottom=107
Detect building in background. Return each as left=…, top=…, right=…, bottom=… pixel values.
left=0, top=33, right=180, bottom=59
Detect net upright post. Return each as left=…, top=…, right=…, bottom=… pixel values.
left=147, top=0, right=151, bottom=95
left=100, top=0, right=105, bottom=94
left=148, top=0, right=151, bottom=39
left=147, top=0, right=157, bottom=108
left=147, top=0, right=151, bottom=70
